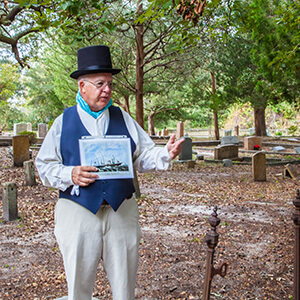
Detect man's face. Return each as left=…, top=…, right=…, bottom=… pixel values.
left=79, top=73, right=113, bottom=112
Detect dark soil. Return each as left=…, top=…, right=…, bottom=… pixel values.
left=0, top=146, right=298, bottom=299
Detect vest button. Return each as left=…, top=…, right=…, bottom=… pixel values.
left=103, top=191, right=107, bottom=195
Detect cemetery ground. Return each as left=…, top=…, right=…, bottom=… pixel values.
left=0, top=145, right=298, bottom=300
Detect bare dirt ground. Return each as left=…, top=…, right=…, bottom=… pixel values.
left=0, top=146, right=299, bottom=300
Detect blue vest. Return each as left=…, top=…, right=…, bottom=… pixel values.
left=59, top=105, right=136, bottom=214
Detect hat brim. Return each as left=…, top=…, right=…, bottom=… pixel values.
left=70, top=68, right=121, bottom=79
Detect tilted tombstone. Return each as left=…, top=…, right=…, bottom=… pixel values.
left=179, top=136, right=193, bottom=161
left=38, top=123, right=48, bottom=138
left=244, top=136, right=262, bottom=150
left=214, top=144, right=238, bottom=160
left=176, top=121, right=184, bottom=139
left=252, top=151, right=266, bottom=181
left=221, top=136, right=239, bottom=145
left=2, top=182, right=18, bottom=221
left=12, top=135, right=30, bottom=167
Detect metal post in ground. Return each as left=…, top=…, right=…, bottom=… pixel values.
left=292, top=190, right=300, bottom=300
left=203, top=205, right=228, bottom=300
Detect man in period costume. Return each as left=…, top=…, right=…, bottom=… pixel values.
left=35, top=45, right=184, bottom=300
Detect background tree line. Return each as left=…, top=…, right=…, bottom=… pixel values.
left=0, top=0, right=299, bottom=138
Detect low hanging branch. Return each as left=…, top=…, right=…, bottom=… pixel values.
left=173, top=0, right=207, bottom=25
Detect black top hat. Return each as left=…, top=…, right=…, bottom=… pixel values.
left=70, top=45, right=121, bottom=79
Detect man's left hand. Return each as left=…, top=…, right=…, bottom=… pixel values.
left=167, top=134, right=185, bottom=160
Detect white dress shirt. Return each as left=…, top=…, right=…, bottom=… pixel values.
left=35, top=105, right=172, bottom=192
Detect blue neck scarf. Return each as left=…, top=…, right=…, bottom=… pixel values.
left=76, top=90, right=112, bottom=119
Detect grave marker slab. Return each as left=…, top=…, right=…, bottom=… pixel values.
left=284, top=164, right=299, bottom=179
left=221, top=136, right=239, bottom=145
left=38, top=123, right=47, bottom=138
left=295, top=147, right=300, bottom=154
left=244, top=136, right=262, bottom=150
left=272, top=146, right=286, bottom=152
left=2, top=182, right=18, bottom=221
left=24, top=160, right=37, bottom=186
left=13, top=123, right=28, bottom=135
left=12, top=135, right=30, bottom=167
left=179, top=137, right=193, bottom=161
left=224, top=129, right=232, bottom=136
left=176, top=121, right=184, bottom=139
left=214, top=144, right=238, bottom=160
left=223, top=159, right=233, bottom=167
left=252, top=151, right=266, bottom=181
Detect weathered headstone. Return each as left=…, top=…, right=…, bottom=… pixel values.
left=284, top=164, right=299, bottom=179
left=252, top=151, right=266, bottom=181
left=162, top=128, right=169, bottom=136
left=244, top=136, right=262, bottom=150
left=234, top=125, right=239, bottom=136
left=295, top=147, right=300, bottom=154
left=214, top=144, right=238, bottom=160
left=13, top=123, right=28, bottom=135
left=133, top=169, right=141, bottom=199
left=223, top=159, right=233, bottom=167
left=176, top=121, right=184, bottom=139
left=2, top=182, right=18, bottom=221
left=12, top=135, right=30, bottom=167
left=38, top=123, right=47, bottom=138
left=221, top=136, right=239, bottom=145
left=26, top=122, right=32, bottom=132
left=24, top=160, right=37, bottom=186
left=179, top=137, right=193, bottom=161
left=224, top=129, right=232, bottom=136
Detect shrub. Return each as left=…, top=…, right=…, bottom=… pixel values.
left=18, top=131, right=37, bottom=145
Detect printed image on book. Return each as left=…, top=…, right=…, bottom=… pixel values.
left=79, top=136, right=134, bottom=180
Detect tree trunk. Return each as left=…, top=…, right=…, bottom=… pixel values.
left=124, top=95, right=130, bottom=115
left=147, top=113, right=155, bottom=136
left=254, top=106, right=267, bottom=136
left=135, top=0, right=144, bottom=129
left=210, top=71, right=220, bottom=140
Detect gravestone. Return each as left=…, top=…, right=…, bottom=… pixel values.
left=224, top=129, right=232, bottom=136
left=214, top=144, right=238, bottom=160
left=295, top=147, right=300, bottom=154
left=252, top=151, right=266, bottom=181
left=221, top=136, right=239, bottom=145
left=24, top=160, right=37, bottom=186
left=38, top=123, right=47, bottom=138
left=133, top=169, right=141, bottom=199
left=187, top=160, right=196, bottom=168
left=162, top=128, right=169, bottom=136
left=223, top=159, right=233, bottom=167
left=272, top=146, right=286, bottom=152
left=2, top=182, right=18, bottom=221
left=179, top=137, right=193, bottom=161
left=284, top=164, right=299, bottom=179
left=26, top=122, right=32, bottom=132
left=234, top=125, right=239, bottom=136
left=244, top=136, right=262, bottom=150
left=12, top=135, right=30, bottom=167
left=176, top=121, right=184, bottom=139
left=13, top=123, right=28, bottom=135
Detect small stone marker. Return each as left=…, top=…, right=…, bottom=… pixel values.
left=284, top=164, right=299, bottom=180
left=24, top=160, right=37, bottom=186
left=224, top=129, right=232, bottom=136
left=223, top=159, right=233, bottom=167
left=176, top=121, right=184, bottom=139
left=38, top=123, right=47, bottom=138
left=162, top=128, right=169, bottom=136
left=2, top=182, right=18, bottom=221
left=252, top=151, right=266, bottom=181
left=244, top=136, right=262, bottom=150
left=12, top=135, right=30, bottom=167
left=179, top=136, right=193, bottom=161
left=294, top=147, right=300, bottom=154
left=234, top=125, right=239, bottom=136
left=214, top=144, right=238, bottom=160
left=272, top=146, right=286, bottom=152
left=221, top=136, right=239, bottom=145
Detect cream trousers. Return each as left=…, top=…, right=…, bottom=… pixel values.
left=54, top=196, right=141, bottom=300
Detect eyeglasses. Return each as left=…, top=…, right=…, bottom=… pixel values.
left=83, top=79, right=113, bottom=90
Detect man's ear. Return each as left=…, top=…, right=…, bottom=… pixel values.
left=78, top=80, right=86, bottom=93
